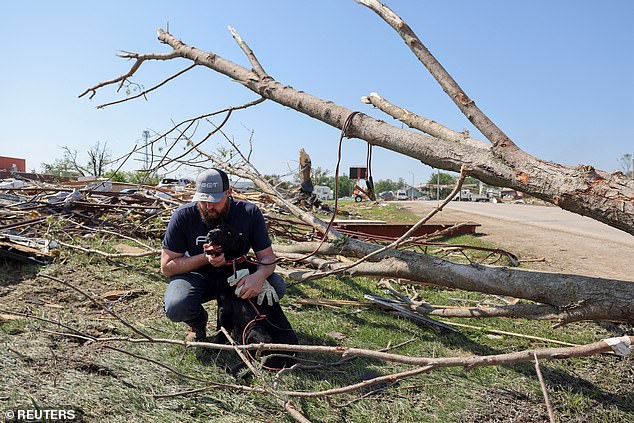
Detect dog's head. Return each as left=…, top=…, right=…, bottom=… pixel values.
left=205, top=222, right=246, bottom=259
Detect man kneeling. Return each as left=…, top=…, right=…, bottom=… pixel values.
left=161, top=168, right=298, bottom=368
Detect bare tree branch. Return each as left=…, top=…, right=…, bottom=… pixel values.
left=219, top=327, right=310, bottom=423
left=534, top=353, right=556, bottom=423
left=294, top=298, right=571, bottom=321
left=37, top=273, right=153, bottom=340
left=361, top=92, right=487, bottom=148
left=148, top=98, right=265, bottom=173
left=273, top=242, right=634, bottom=323
left=56, top=240, right=160, bottom=258
left=45, top=331, right=634, bottom=398
left=9, top=305, right=629, bottom=403
left=61, top=146, right=87, bottom=176
left=228, top=26, right=270, bottom=79
left=96, top=64, right=197, bottom=109
left=356, top=0, right=516, bottom=151
left=79, top=51, right=181, bottom=99
left=86, top=140, right=111, bottom=177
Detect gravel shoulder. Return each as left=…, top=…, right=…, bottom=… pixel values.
left=400, top=201, right=634, bottom=282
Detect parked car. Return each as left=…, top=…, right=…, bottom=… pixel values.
left=379, top=191, right=395, bottom=201
left=158, top=178, right=194, bottom=190
left=452, top=189, right=492, bottom=202
left=395, top=190, right=409, bottom=200
left=314, top=185, right=334, bottom=201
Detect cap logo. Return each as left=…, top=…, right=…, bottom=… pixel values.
left=192, top=168, right=229, bottom=202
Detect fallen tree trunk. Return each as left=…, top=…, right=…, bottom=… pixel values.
left=275, top=243, right=634, bottom=323
left=141, top=7, right=634, bottom=234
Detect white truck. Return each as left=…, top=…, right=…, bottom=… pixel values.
left=453, top=189, right=491, bottom=202
left=314, top=185, right=334, bottom=201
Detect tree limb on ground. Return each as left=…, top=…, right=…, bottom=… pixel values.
left=42, top=330, right=634, bottom=398
left=274, top=243, right=634, bottom=323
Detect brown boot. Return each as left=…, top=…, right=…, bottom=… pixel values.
left=185, top=308, right=208, bottom=342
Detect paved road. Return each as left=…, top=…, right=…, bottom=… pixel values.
left=400, top=200, right=634, bottom=281
left=438, top=201, right=633, bottom=247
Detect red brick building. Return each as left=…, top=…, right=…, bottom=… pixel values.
left=0, top=156, right=26, bottom=172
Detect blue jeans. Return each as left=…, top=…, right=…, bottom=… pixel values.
left=163, top=271, right=287, bottom=325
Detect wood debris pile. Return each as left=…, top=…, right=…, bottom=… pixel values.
left=0, top=181, right=190, bottom=263
left=0, top=179, right=313, bottom=263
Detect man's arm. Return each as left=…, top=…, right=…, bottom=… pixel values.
left=161, top=248, right=226, bottom=277
left=235, top=246, right=277, bottom=299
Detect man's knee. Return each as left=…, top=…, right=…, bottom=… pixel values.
left=164, top=297, right=200, bottom=322
left=163, top=276, right=204, bottom=322
left=267, top=273, right=287, bottom=299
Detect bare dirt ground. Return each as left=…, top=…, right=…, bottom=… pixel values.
left=401, top=200, right=634, bottom=282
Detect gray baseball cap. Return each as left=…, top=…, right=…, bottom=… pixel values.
left=192, top=168, right=230, bottom=203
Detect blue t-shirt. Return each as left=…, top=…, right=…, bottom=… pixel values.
left=162, top=199, right=271, bottom=274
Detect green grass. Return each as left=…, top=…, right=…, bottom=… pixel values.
left=327, top=199, right=420, bottom=223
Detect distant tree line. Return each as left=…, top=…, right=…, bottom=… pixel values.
left=41, top=142, right=158, bottom=184
left=290, top=166, right=481, bottom=199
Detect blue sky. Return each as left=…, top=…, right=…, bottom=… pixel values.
left=1, top=1, right=633, bottom=185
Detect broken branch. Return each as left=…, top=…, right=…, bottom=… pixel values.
left=356, top=0, right=516, bottom=151
left=78, top=51, right=181, bottom=99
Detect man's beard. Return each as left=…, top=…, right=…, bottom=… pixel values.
left=198, top=201, right=230, bottom=227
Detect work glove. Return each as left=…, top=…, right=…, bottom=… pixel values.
left=256, top=280, right=280, bottom=306
left=234, top=279, right=279, bottom=306
left=228, top=270, right=279, bottom=305
left=227, top=269, right=250, bottom=287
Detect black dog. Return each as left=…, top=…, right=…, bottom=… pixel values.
left=205, top=222, right=299, bottom=370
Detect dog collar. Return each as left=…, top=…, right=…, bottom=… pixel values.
left=224, top=255, right=248, bottom=266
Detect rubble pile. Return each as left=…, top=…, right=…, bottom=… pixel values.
left=0, top=181, right=191, bottom=263
left=0, top=179, right=309, bottom=264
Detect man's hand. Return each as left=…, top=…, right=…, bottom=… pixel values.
left=235, top=273, right=265, bottom=300
left=227, top=269, right=250, bottom=287
left=203, top=243, right=226, bottom=268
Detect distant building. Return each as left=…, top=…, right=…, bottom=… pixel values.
left=0, top=156, right=26, bottom=173
left=404, top=185, right=422, bottom=199
left=0, top=156, right=69, bottom=182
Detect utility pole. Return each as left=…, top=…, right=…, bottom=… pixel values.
left=142, top=130, right=150, bottom=170
left=436, top=171, right=440, bottom=200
